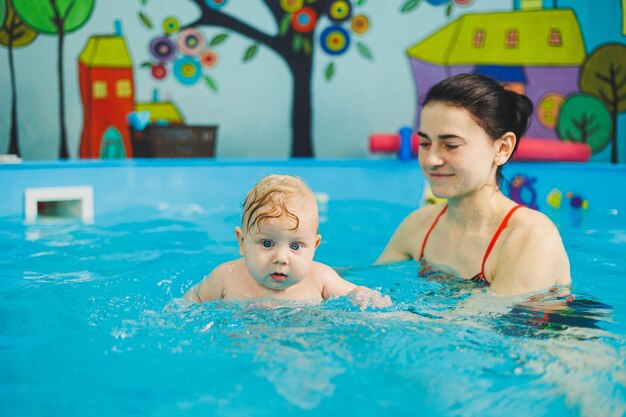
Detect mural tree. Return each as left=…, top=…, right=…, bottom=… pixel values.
left=0, top=0, right=38, bottom=157
left=139, top=0, right=376, bottom=157
left=580, top=43, right=626, bottom=163
left=556, top=93, right=612, bottom=153
left=12, top=0, right=95, bottom=159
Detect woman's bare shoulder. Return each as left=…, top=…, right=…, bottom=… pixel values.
left=402, top=203, right=446, bottom=228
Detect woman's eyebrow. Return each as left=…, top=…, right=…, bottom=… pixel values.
left=417, top=131, right=462, bottom=141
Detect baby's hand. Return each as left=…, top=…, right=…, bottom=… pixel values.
left=348, top=286, right=392, bottom=310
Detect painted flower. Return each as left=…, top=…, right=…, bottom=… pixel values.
left=177, top=28, right=205, bottom=56
left=205, top=0, right=228, bottom=10
left=351, top=14, right=369, bottom=34
left=280, top=0, right=303, bottom=13
left=149, top=36, right=176, bottom=62
left=320, top=26, right=350, bottom=56
left=326, top=0, right=351, bottom=23
left=291, top=7, right=317, bottom=33
left=173, top=56, right=202, bottom=85
left=200, top=50, right=219, bottom=68
left=151, top=63, right=167, bottom=80
left=162, top=16, right=180, bottom=35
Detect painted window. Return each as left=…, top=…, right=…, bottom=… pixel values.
left=92, top=81, right=107, bottom=99
left=116, top=79, right=132, bottom=98
left=473, top=29, right=485, bottom=48
left=548, top=29, right=562, bottom=46
left=505, top=29, right=519, bottom=48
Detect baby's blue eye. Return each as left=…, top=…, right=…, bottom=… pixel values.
left=290, top=242, right=302, bottom=251
left=261, top=240, right=273, bottom=248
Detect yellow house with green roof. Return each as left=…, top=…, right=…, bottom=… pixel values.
left=406, top=9, right=586, bottom=139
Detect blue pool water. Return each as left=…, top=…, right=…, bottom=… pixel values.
left=1, top=160, right=625, bottom=416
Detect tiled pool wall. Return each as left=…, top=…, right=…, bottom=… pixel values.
left=1, top=159, right=625, bottom=220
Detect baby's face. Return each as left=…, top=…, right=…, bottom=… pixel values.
left=237, top=199, right=320, bottom=291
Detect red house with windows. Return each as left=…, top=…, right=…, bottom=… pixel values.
left=78, top=32, right=134, bottom=158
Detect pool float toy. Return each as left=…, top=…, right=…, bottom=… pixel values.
left=546, top=189, right=562, bottom=209
left=511, top=138, right=591, bottom=162
left=565, top=192, right=588, bottom=209
left=508, top=174, right=538, bottom=210
left=369, top=129, right=419, bottom=158
left=546, top=189, right=588, bottom=210
left=423, top=186, right=446, bottom=206
left=370, top=134, right=591, bottom=162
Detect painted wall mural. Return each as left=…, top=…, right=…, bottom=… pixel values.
left=406, top=3, right=626, bottom=163
left=9, top=0, right=95, bottom=159
left=0, top=1, right=37, bottom=157
left=136, top=0, right=379, bottom=157
left=0, top=0, right=624, bottom=161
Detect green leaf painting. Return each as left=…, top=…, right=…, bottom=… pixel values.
left=293, top=33, right=303, bottom=52
left=204, top=75, right=218, bottom=92
left=209, top=33, right=228, bottom=47
left=242, top=43, right=258, bottom=62
left=324, top=62, right=335, bottom=81
left=279, top=14, right=291, bottom=36
left=138, top=11, right=153, bottom=29
left=401, top=0, right=421, bottom=13
left=12, top=0, right=95, bottom=34
left=0, top=1, right=6, bottom=28
left=356, top=42, right=373, bottom=60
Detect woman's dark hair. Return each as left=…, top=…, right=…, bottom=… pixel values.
left=423, top=73, right=534, bottom=184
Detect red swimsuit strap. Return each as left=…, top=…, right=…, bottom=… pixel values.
left=480, top=205, right=524, bottom=279
left=419, top=204, right=448, bottom=260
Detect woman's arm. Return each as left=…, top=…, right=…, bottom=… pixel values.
left=375, top=206, right=437, bottom=265
left=490, top=214, right=570, bottom=296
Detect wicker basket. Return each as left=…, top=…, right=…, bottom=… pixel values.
left=130, top=125, right=217, bottom=158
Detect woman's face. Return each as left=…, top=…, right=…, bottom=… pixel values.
left=417, top=102, right=499, bottom=199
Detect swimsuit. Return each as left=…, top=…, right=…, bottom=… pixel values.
left=419, top=204, right=523, bottom=285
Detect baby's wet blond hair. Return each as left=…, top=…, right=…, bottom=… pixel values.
left=242, top=175, right=317, bottom=234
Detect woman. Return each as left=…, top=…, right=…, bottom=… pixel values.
left=376, top=73, right=571, bottom=296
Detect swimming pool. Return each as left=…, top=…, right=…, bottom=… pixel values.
left=1, top=160, right=625, bottom=417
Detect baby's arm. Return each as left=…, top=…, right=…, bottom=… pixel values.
left=317, top=263, right=392, bottom=309
left=183, top=264, right=228, bottom=302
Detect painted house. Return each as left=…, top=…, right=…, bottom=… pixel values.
left=406, top=9, right=586, bottom=139
left=78, top=33, right=134, bottom=158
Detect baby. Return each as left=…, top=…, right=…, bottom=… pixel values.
left=184, top=174, right=391, bottom=309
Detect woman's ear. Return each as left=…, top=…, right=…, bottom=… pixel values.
left=495, top=132, right=517, bottom=165
left=235, top=226, right=245, bottom=256
left=315, top=234, right=321, bottom=249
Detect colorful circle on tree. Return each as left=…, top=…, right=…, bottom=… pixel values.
left=151, top=63, right=167, bottom=80
left=351, top=14, right=369, bottom=34
left=327, top=0, right=351, bottom=22
left=149, top=36, right=176, bottom=62
left=291, top=7, right=317, bottom=33
left=453, top=0, right=473, bottom=5
left=426, top=0, right=449, bottom=5
left=162, top=17, right=180, bottom=34
left=177, top=28, right=205, bottom=56
left=200, top=50, right=219, bottom=68
left=205, top=0, right=228, bottom=9
left=173, top=57, right=202, bottom=85
left=320, top=26, right=350, bottom=56
left=280, top=0, right=303, bottom=13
